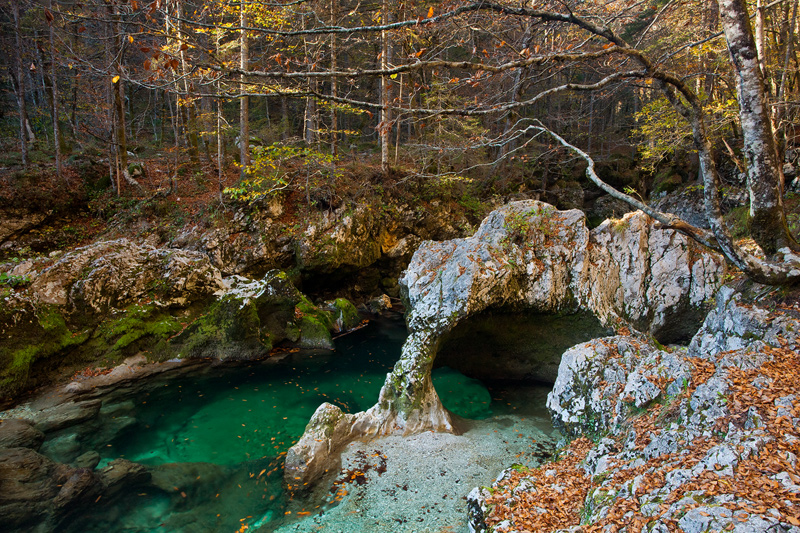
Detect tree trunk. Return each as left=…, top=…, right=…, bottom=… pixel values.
left=239, top=1, right=250, bottom=176
left=380, top=0, right=391, bottom=173
left=111, top=1, right=128, bottom=189
left=330, top=0, right=338, bottom=157
left=719, top=0, right=799, bottom=254
left=48, top=0, right=63, bottom=180
left=12, top=0, right=32, bottom=168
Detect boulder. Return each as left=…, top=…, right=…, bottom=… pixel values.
left=29, top=239, right=224, bottom=314
left=0, top=418, right=45, bottom=450
left=177, top=271, right=302, bottom=360
left=546, top=335, right=691, bottom=437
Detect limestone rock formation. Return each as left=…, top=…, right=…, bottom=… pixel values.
left=468, top=287, right=800, bottom=533
left=29, top=238, right=224, bottom=314
left=285, top=201, right=726, bottom=488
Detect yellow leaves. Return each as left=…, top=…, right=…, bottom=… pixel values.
left=128, top=35, right=134, bottom=44
left=390, top=73, right=398, bottom=79
left=112, top=75, right=120, bottom=84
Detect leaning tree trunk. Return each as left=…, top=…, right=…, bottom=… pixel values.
left=719, top=0, right=800, bottom=255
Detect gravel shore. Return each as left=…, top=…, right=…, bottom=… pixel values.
left=269, top=413, right=558, bottom=533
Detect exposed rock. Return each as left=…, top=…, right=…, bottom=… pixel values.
left=284, top=403, right=359, bottom=490
left=177, top=271, right=302, bottom=360
left=468, top=288, right=800, bottom=533
left=585, top=211, right=724, bottom=343
left=0, top=207, right=48, bottom=244
left=366, top=294, right=393, bottom=313
left=546, top=335, right=690, bottom=437
left=0, top=446, right=69, bottom=531
left=32, top=400, right=102, bottom=434
left=172, top=200, right=470, bottom=283
left=286, top=200, right=725, bottom=489
left=0, top=418, right=45, bottom=450
left=29, top=238, right=224, bottom=314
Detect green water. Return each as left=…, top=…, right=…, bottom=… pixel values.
left=58, top=314, right=550, bottom=533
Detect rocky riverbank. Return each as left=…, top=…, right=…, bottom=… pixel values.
left=468, top=286, right=800, bottom=532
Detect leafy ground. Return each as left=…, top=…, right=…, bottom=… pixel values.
left=482, top=309, right=800, bottom=532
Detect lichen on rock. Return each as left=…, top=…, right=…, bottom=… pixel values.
left=286, top=200, right=727, bottom=489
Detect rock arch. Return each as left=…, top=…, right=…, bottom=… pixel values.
left=285, top=201, right=725, bottom=488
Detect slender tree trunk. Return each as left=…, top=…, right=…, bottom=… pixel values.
left=48, top=1, right=63, bottom=180
left=239, top=1, right=250, bottom=176
left=302, top=12, right=317, bottom=146
left=111, top=1, right=128, bottom=188
left=216, top=29, right=224, bottom=202
left=380, top=0, right=390, bottom=173
left=12, top=0, right=31, bottom=167
left=330, top=0, right=338, bottom=157
left=719, top=0, right=799, bottom=254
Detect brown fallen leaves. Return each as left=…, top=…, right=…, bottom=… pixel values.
left=484, top=438, right=594, bottom=531
left=484, top=336, right=800, bottom=533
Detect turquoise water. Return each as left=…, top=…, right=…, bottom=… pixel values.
left=59, top=314, right=549, bottom=533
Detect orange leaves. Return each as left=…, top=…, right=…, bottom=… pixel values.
left=427, top=7, right=434, bottom=19
left=484, top=438, right=594, bottom=532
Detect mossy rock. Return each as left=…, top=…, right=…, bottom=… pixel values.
left=330, top=298, right=360, bottom=332
left=297, top=295, right=336, bottom=331
left=0, top=305, right=89, bottom=398
left=297, top=315, right=335, bottom=350
left=174, top=270, right=303, bottom=360
left=652, top=172, right=684, bottom=196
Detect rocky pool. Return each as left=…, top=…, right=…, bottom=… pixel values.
left=31, top=313, right=556, bottom=532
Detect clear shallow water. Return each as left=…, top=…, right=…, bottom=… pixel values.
left=59, top=314, right=553, bottom=533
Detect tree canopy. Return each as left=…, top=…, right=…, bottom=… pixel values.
left=2, top=0, right=800, bottom=283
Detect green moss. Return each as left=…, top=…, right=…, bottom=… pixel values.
left=332, top=298, right=360, bottom=331
left=297, top=295, right=336, bottom=331
left=100, top=305, right=183, bottom=353
left=0, top=305, right=89, bottom=396
left=298, top=315, right=334, bottom=350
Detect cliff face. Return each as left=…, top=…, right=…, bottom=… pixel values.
left=285, top=201, right=727, bottom=489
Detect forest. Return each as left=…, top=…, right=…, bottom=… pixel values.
left=2, top=0, right=800, bottom=283
left=3, top=2, right=800, bottom=533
